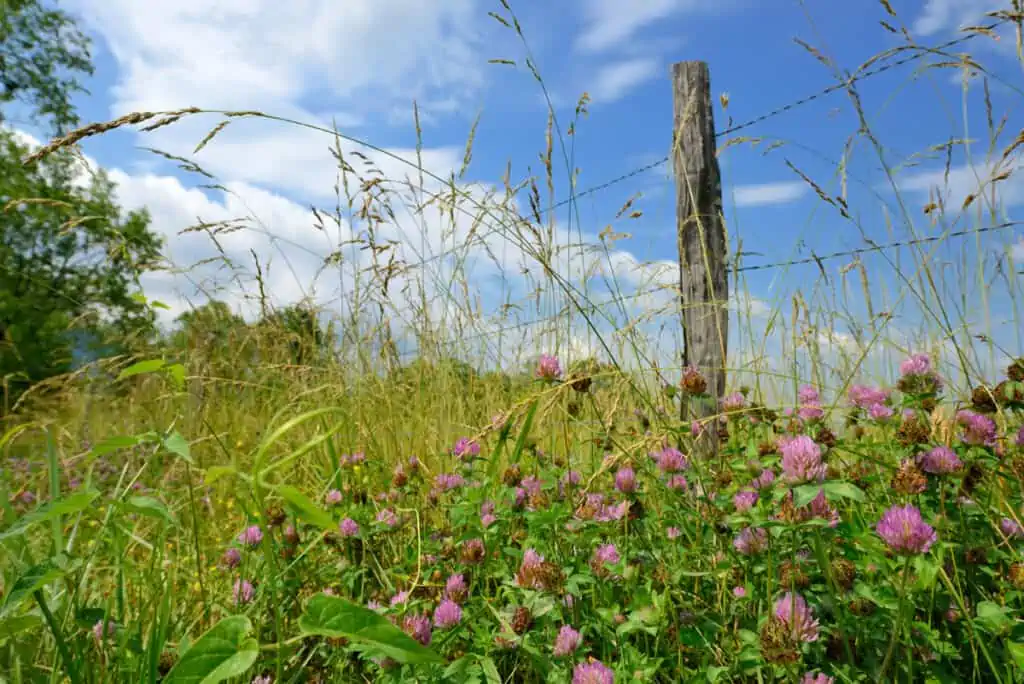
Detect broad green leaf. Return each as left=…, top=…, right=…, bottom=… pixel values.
left=204, top=466, right=237, bottom=485
left=163, top=431, right=193, bottom=463
left=163, top=616, right=258, bottom=684
left=275, top=485, right=334, bottom=531
left=92, top=435, right=143, bottom=456
left=480, top=657, right=501, bottom=684
left=299, top=593, right=442, bottom=664
left=975, top=601, right=1014, bottom=635
left=792, top=484, right=821, bottom=509
left=822, top=480, right=866, bottom=502
left=124, top=496, right=176, bottom=525
left=0, top=615, right=42, bottom=643
left=1, top=561, right=65, bottom=618
left=1008, top=641, right=1024, bottom=671
left=117, top=359, right=166, bottom=380
left=165, top=363, right=186, bottom=390
left=0, top=489, right=100, bottom=541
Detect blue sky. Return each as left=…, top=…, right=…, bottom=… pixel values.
left=15, top=0, right=1024, bottom=384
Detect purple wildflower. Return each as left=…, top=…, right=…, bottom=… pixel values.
left=900, top=353, right=933, bottom=377
left=733, top=527, right=768, bottom=555
left=774, top=592, right=820, bottom=643
left=592, top=543, right=620, bottom=567
left=802, top=672, right=834, bottom=684
left=554, top=625, right=582, bottom=656
left=734, top=489, right=758, bottom=512
left=956, top=410, right=997, bottom=447
left=434, top=473, right=466, bottom=491
left=233, top=579, right=255, bottom=606
left=798, top=403, right=825, bottom=421
left=325, top=489, right=342, bottom=505
left=444, top=574, right=468, bottom=603
left=376, top=509, right=399, bottom=528
left=876, top=504, right=937, bottom=555
left=798, top=385, right=820, bottom=404
left=779, top=436, right=827, bottom=483
left=1017, top=425, right=1024, bottom=446
left=917, top=446, right=962, bottom=474
left=572, top=660, right=614, bottom=684
left=691, top=420, right=704, bottom=437
left=868, top=403, right=894, bottom=420
left=1000, top=517, right=1024, bottom=539
left=848, top=384, right=890, bottom=409
left=666, top=526, right=681, bottom=540
left=390, top=590, right=410, bottom=606
left=752, top=469, right=776, bottom=490
left=521, top=475, right=543, bottom=498
left=402, top=615, right=432, bottom=646
left=614, top=467, right=637, bottom=494
left=222, top=547, right=241, bottom=568
left=452, top=437, right=480, bottom=460
left=733, top=586, right=747, bottom=598
left=251, top=676, right=273, bottom=684
left=339, top=518, right=360, bottom=537
left=809, top=489, right=840, bottom=527
left=481, top=513, right=497, bottom=528
left=666, top=474, right=689, bottom=492
left=721, top=392, right=746, bottom=412
left=536, top=354, right=562, bottom=381
left=237, top=525, right=263, bottom=548
left=433, top=599, right=462, bottom=628
left=92, top=619, right=116, bottom=643
left=654, top=446, right=689, bottom=473
left=595, top=500, right=630, bottom=522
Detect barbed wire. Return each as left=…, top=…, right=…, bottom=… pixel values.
left=394, top=21, right=1005, bottom=275
left=400, top=220, right=1022, bottom=359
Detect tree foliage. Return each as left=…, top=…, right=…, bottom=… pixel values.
left=0, top=0, right=93, bottom=132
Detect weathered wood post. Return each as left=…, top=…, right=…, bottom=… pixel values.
left=671, top=61, right=728, bottom=458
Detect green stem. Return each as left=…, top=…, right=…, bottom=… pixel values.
left=879, top=556, right=912, bottom=681
left=34, top=590, right=80, bottom=684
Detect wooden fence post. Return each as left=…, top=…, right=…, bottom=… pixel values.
left=671, top=61, right=728, bottom=458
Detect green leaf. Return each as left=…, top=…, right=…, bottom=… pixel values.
left=163, top=616, right=258, bottom=684
left=822, top=480, right=866, bottom=502
left=1, top=561, right=65, bottom=618
left=792, top=484, right=821, bottom=508
left=162, top=431, right=193, bottom=463
left=707, top=665, right=727, bottom=682
left=0, top=489, right=100, bottom=541
left=165, top=363, right=186, bottom=390
left=299, top=593, right=442, bottom=664
left=1008, top=641, right=1024, bottom=671
left=91, top=434, right=143, bottom=456
left=275, top=485, right=334, bottom=531
left=117, top=359, right=166, bottom=380
left=124, top=496, right=176, bottom=525
left=479, top=656, right=501, bottom=684
left=0, top=615, right=42, bottom=644
left=975, top=601, right=1014, bottom=635
left=204, top=466, right=237, bottom=485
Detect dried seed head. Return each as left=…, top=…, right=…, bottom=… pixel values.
left=759, top=617, right=801, bottom=665
left=830, top=558, right=856, bottom=591
left=779, top=560, right=810, bottom=590
left=511, top=606, right=533, bottom=634
left=891, top=459, right=928, bottom=495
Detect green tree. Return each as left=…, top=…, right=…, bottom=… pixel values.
left=0, top=131, right=163, bottom=407
left=0, top=0, right=93, bottom=132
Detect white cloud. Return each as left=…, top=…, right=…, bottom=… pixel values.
left=896, top=160, right=1024, bottom=210
left=590, top=58, right=660, bottom=103
left=576, top=0, right=694, bottom=54
left=732, top=181, right=807, bottom=207
left=1012, top=238, right=1024, bottom=262
left=913, top=0, right=1002, bottom=37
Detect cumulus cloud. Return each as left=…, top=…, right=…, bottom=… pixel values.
left=576, top=0, right=693, bottom=54
left=895, top=160, right=1024, bottom=210
left=912, top=0, right=1002, bottom=37
left=590, top=58, right=660, bottom=103
left=732, top=181, right=807, bottom=207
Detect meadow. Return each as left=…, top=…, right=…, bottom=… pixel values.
left=4, top=3, right=1024, bottom=683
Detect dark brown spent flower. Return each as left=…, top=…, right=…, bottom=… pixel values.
left=1010, top=457, right=1024, bottom=481
left=494, top=634, right=519, bottom=650
left=516, top=560, right=564, bottom=593
left=680, top=366, right=708, bottom=395
left=392, top=469, right=408, bottom=488
left=322, top=532, right=340, bottom=547
left=896, top=414, right=931, bottom=446
left=777, top=495, right=810, bottom=525
left=971, top=385, right=998, bottom=413
left=158, top=652, right=176, bottom=676
left=831, top=558, right=856, bottom=591
left=570, top=375, right=592, bottom=393
left=1008, top=358, right=1024, bottom=382
left=567, top=400, right=582, bottom=417
left=779, top=560, right=810, bottom=590
left=964, top=547, right=987, bottom=565
left=511, top=606, right=533, bottom=634
left=852, top=425, right=866, bottom=440
left=528, top=492, right=550, bottom=510
left=848, top=598, right=875, bottom=616
left=995, top=379, right=1024, bottom=407
left=826, top=633, right=856, bottom=663
left=714, top=469, right=733, bottom=488
left=758, top=440, right=778, bottom=456
left=759, top=617, right=801, bottom=665
left=1008, top=563, right=1024, bottom=590
left=816, top=426, right=837, bottom=448
left=265, top=505, right=286, bottom=527
left=327, top=636, right=349, bottom=648
left=826, top=464, right=842, bottom=481
left=960, top=462, right=985, bottom=496
left=920, top=395, right=938, bottom=412
left=502, top=465, right=522, bottom=487
left=891, top=459, right=928, bottom=495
